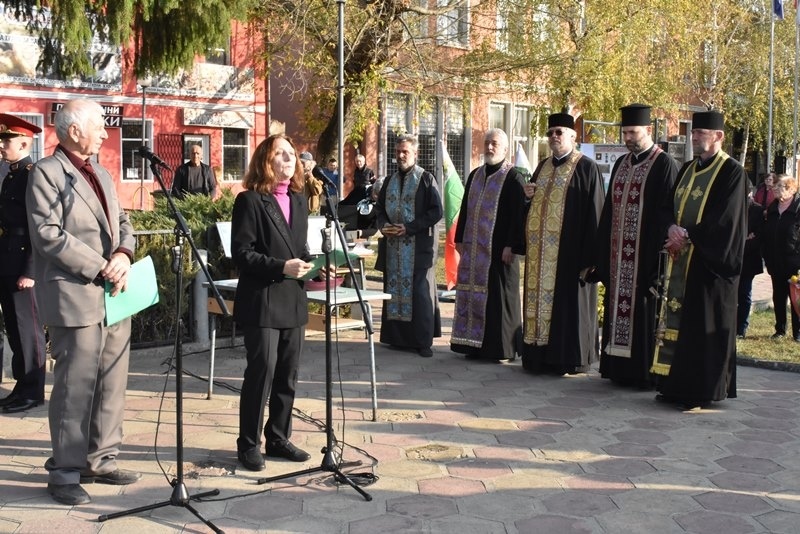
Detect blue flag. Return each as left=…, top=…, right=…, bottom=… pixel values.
left=775, top=0, right=785, bottom=19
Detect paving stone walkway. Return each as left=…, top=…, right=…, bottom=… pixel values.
left=1, top=273, right=798, bottom=533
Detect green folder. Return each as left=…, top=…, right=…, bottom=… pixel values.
left=289, top=248, right=359, bottom=281
left=105, top=255, right=160, bottom=326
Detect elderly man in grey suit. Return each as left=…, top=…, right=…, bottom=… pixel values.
left=27, top=99, right=141, bottom=506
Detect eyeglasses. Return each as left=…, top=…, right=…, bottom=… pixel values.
left=546, top=129, right=564, bottom=137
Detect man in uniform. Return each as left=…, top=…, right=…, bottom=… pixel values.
left=521, top=113, right=604, bottom=374
left=451, top=128, right=525, bottom=361
left=0, top=114, right=47, bottom=413
left=375, top=134, right=443, bottom=357
left=653, top=109, right=747, bottom=410
left=594, top=104, right=678, bottom=388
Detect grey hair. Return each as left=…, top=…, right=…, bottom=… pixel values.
left=485, top=128, right=509, bottom=147
left=54, top=99, right=104, bottom=143
left=395, top=133, right=418, bottom=150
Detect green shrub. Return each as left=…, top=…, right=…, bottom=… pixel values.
left=128, top=190, right=235, bottom=345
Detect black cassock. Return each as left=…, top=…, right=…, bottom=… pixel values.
left=657, top=154, right=747, bottom=404
left=595, top=147, right=677, bottom=388
left=521, top=153, right=604, bottom=374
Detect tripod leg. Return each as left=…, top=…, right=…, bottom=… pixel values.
left=98, top=499, right=172, bottom=521
left=333, top=468, right=372, bottom=501
left=98, top=488, right=222, bottom=525
left=184, top=502, right=224, bottom=533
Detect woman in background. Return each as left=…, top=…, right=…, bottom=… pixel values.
left=231, top=134, right=318, bottom=471
left=761, top=174, right=800, bottom=342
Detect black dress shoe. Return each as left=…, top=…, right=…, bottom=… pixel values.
left=237, top=448, right=266, bottom=471
left=0, top=392, right=19, bottom=407
left=2, top=397, right=43, bottom=413
left=80, top=468, right=141, bottom=485
left=266, top=441, right=311, bottom=462
left=418, top=347, right=433, bottom=358
left=47, top=483, right=91, bottom=505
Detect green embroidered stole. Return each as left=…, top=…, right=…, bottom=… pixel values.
left=651, top=152, right=728, bottom=375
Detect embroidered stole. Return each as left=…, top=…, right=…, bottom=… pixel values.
left=605, top=147, right=662, bottom=358
left=523, top=151, right=581, bottom=345
left=384, top=165, right=423, bottom=321
left=651, top=152, right=728, bottom=375
left=451, top=162, right=512, bottom=347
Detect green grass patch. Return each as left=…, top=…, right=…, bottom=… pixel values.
left=737, top=308, right=800, bottom=364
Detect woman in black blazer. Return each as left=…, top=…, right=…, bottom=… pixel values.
left=231, top=134, right=318, bottom=471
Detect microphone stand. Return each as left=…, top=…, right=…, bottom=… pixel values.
left=256, top=175, right=373, bottom=502
left=98, top=154, right=231, bottom=533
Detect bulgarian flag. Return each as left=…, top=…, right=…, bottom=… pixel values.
left=442, top=142, right=464, bottom=290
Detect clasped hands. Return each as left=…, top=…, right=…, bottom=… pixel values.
left=381, top=223, right=406, bottom=237
left=664, top=224, right=690, bottom=259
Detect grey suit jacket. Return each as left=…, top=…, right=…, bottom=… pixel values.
left=26, top=149, right=135, bottom=327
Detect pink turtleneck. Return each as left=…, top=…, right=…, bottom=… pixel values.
left=274, top=180, right=291, bottom=223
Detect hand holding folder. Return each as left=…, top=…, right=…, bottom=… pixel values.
left=288, top=248, right=359, bottom=282
left=104, top=255, right=160, bottom=326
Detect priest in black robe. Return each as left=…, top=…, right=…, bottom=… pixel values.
left=375, top=134, right=443, bottom=357
left=595, top=104, right=678, bottom=388
left=451, top=128, right=525, bottom=361
left=653, top=110, right=747, bottom=410
left=521, top=113, right=604, bottom=374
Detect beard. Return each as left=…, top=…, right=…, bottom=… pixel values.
left=485, top=153, right=505, bottom=166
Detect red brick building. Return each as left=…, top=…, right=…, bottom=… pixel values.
left=0, top=10, right=266, bottom=210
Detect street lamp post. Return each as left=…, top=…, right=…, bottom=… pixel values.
left=138, top=75, right=153, bottom=209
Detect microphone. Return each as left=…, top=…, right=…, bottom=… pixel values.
left=138, top=146, right=171, bottom=171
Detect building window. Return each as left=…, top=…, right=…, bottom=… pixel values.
left=436, top=0, right=469, bottom=47
left=512, top=105, right=532, bottom=164
left=121, top=119, right=152, bottom=182
left=418, top=97, right=438, bottom=175
left=205, top=39, right=230, bottom=66
left=222, top=128, right=248, bottom=182
left=496, top=0, right=510, bottom=52
left=386, top=93, right=412, bottom=178
left=445, top=99, right=466, bottom=180
left=489, top=103, right=507, bottom=132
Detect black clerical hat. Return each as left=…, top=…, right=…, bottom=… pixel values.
left=692, top=110, right=725, bottom=131
left=620, top=104, right=651, bottom=127
left=548, top=113, right=574, bottom=130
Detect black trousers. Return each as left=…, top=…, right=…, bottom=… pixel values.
left=0, top=276, right=46, bottom=400
left=237, top=325, right=304, bottom=452
left=771, top=273, right=800, bottom=338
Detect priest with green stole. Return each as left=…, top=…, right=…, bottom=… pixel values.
left=653, top=110, right=747, bottom=410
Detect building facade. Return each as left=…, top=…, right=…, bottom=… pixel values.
left=0, top=11, right=266, bottom=210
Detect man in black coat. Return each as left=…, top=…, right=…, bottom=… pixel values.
left=170, top=144, right=217, bottom=199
